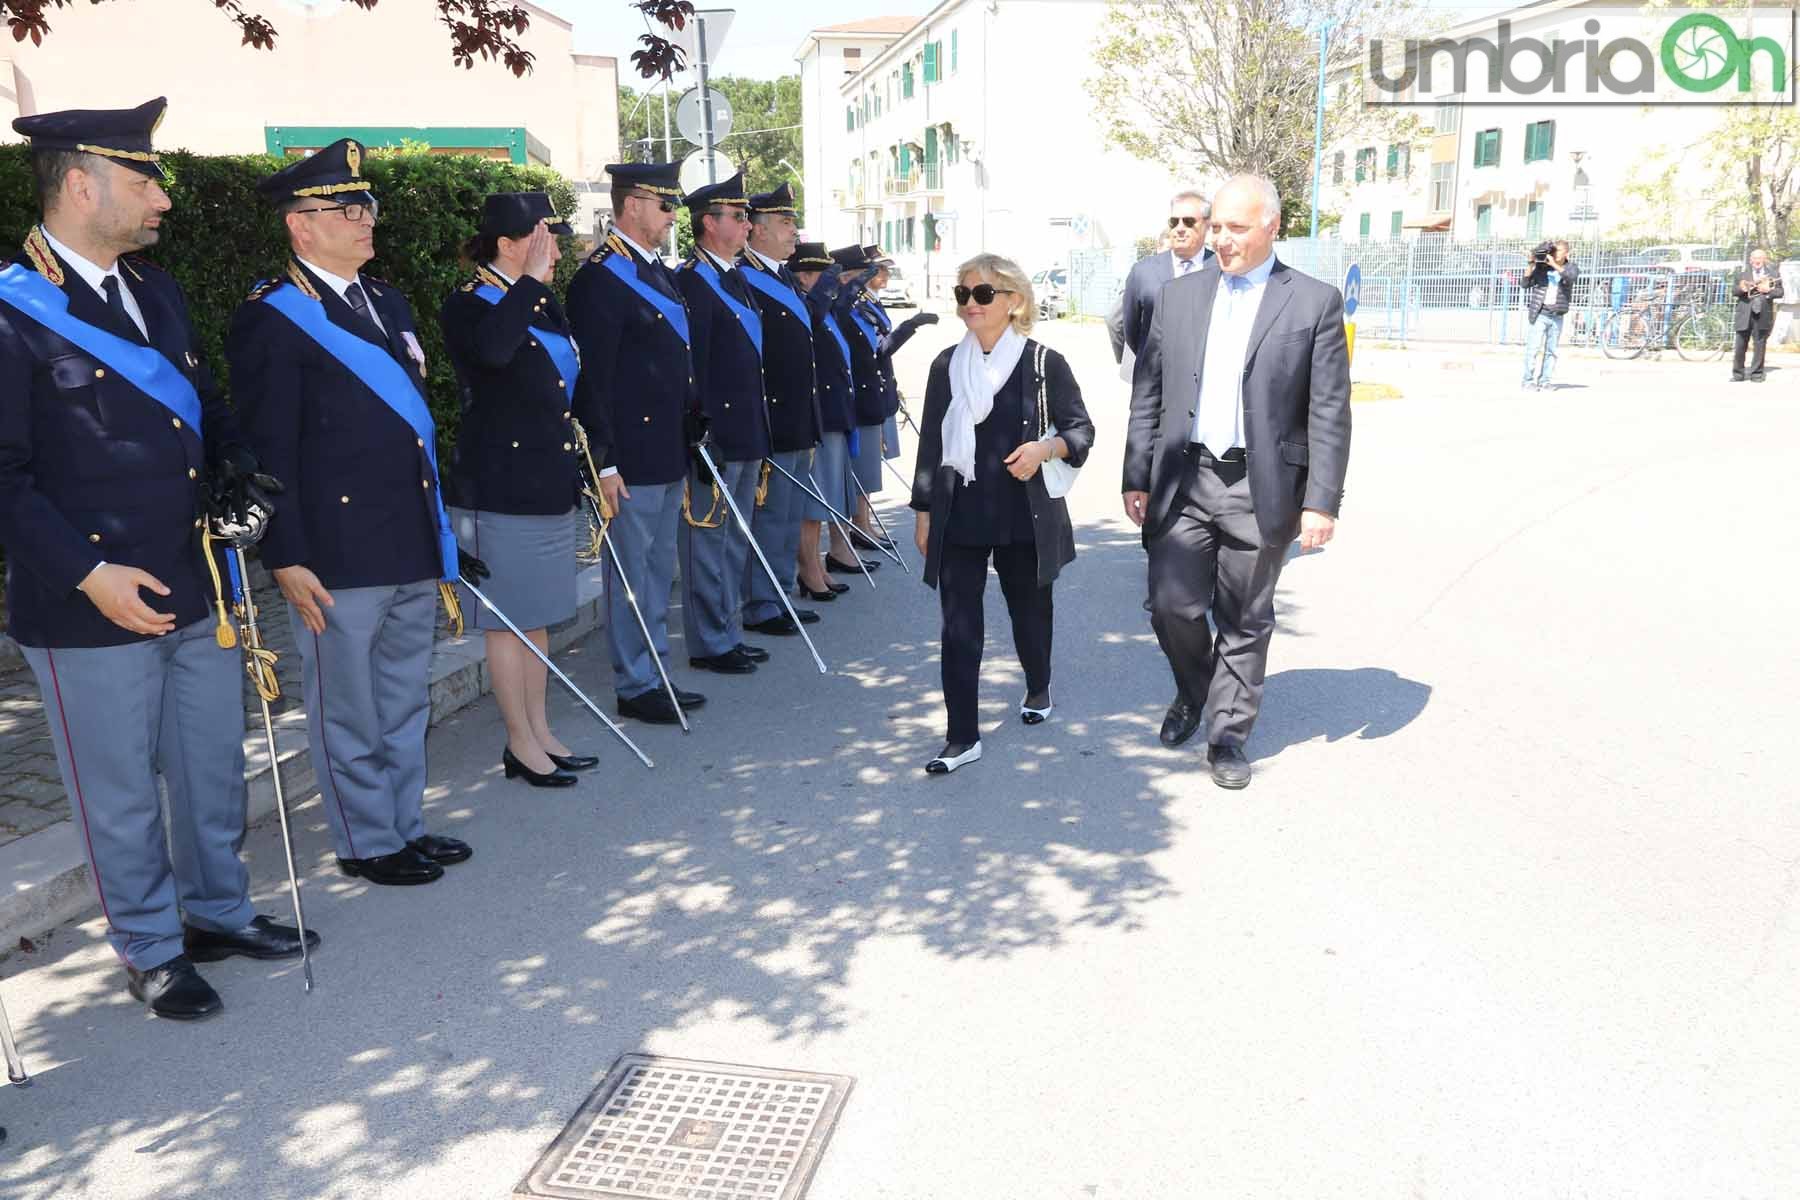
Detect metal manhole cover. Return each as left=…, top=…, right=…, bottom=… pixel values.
left=516, top=1054, right=854, bottom=1200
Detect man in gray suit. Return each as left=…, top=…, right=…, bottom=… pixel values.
left=1122, top=174, right=1351, bottom=790
left=1118, top=190, right=1215, bottom=364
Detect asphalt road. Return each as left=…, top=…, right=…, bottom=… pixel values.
left=1, top=318, right=1795, bottom=1200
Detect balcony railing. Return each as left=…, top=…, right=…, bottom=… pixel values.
left=885, top=172, right=917, bottom=197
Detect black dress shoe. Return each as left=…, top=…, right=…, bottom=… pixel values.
left=1160, top=699, right=1203, bottom=747
left=795, top=608, right=821, bottom=625
left=619, top=689, right=685, bottom=724
left=1208, top=743, right=1252, bottom=789
left=734, top=643, right=769, bottom=662
left=549, top=751, right=600, bottom=771
left=826, top=555, right=880, bottom=573
left=338, top=846, right=444, bottom=886
left=675, top=687, right=707, bottom=707
left=185, top=915, right=321, bottom=963
left=409, top=834, right=473, bottom=865
left=503, top=746, right=579, bottom=787
left=127, top=955, right=222, bottom=1020
left=850, top=528, right=897, bottom=553
left=747, top=613, right=813, bottom=636
left=795, top=582, right=840, bottom=601
left=691, top=649, right=758, bottom=674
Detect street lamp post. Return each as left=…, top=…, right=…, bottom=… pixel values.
left=1310, top=20, right=1335, bottom=240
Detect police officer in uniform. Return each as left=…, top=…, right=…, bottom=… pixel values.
left=567, top=162, right=707, bottom=724
left=440, top=192, right=594, bottom=787
left=229, top=139, right=476, bottom=887
left=674, top=172, right=772, bottom=675
left=738, top=182, right=824, bottom=634
left=828, top=245, right=886, bottom=577
left=0, top=99, right=314, bottom=1019
left=855, top=244, right=936, bottom=552
left=787, top=242, right=862, bottom=603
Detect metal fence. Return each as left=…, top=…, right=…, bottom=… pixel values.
left=1273, top=235, right=1740, bottom=347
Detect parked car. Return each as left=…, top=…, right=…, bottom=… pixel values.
left=1614, top=243, right=1742, bottom=273
left=877, top=266, right=915, bottom=308
left=1433, top=249, right=1526, bottom=308
left=1031, top=268, right=1068, bottom=319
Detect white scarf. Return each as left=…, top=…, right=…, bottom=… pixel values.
left=942, top=326, right=1027, bottom=484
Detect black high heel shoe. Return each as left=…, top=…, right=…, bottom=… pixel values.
left=796, top=581, right=840, bottom=602
left=502, top=747, right=578, bottom=788
left=549, top=751, right=599, bottom=771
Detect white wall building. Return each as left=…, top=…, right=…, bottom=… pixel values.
left=796, top=3, right=1191, bottom=295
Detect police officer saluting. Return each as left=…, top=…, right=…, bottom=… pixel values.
left=0, top=99, right=315, bottom=1019
left=229, top=139, right=477, bottom=887
left=827, top=245, right=885, bottom=578
left=674, top=172, right=771, bottom=676
left=787, top=241, right=860, bottom=603
left=440, top=192, right=594, bottom=787
left=567, top=162, right=707, bottom=724
left=738, top=182, right=824, bottom=635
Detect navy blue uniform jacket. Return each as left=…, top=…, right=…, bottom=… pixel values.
left=438, top=272, right=582, bottom=514
left=0, top=245, right=235, bottom=648
left=676, top=256, right=772, bottom=463
left=737, top=254, right=820, bottom=454
left=227, top=263, right=441, bottom=591
left=566, top=239, right=696, bottom=488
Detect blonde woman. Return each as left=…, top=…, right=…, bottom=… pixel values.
left=910, top=254, right=1094, bottom=774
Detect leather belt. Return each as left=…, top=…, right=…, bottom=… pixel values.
left=1184, top=443, right=1246, bottom=467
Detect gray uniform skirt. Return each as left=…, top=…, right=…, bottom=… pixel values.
left=449, top=506, right=578, bottom=632
left=805, top=431, right=857, bottom=522
left=882, top=414, right=902, bottom=460
left=852, top=422, right=884, bottom=494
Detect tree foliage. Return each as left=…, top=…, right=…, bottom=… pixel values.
left=617, top=74, right=804, bottom=199
left=2, top=0, right=696, bottom=80
left=1086, top=0, right=1419, bottom=233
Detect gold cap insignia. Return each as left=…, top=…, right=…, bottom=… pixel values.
left=346, top=142, right=362, bottom=178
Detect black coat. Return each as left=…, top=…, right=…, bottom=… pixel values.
left=0, top=246, right=237, bottom=648
left=737, top=254, right=821, bottom=454
left=810, top=299, right=856, bottom=435
left=837, top=296, right=885, bottom=427
left=1121, top=248, right=1213, bottom=360
left=911, top=339, right=1094, bottom=590
left=1735, top=267, right=1784, bottom=332
left=676, top=255, right=772, bottom=463
left=228, top=262, right=442, bottom=591
left=566, top=238, right=697, bottom=487
left=438, top=272, right=582, bottom=515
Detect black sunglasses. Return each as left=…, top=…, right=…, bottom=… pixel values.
left=954, top=284, right=1015, bottom=306
left=1168, top=216, right=1201, bottom=229
left=631, top=191, right=678, bottom=213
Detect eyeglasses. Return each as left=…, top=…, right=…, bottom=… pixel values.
left=954, top=284, right=1014, bottom=306
left=1168, top=216, right=1201, bottom=229
left=704, top=207, right=751, bottom=224
left=630, top=191, right=678, bottom=214
left=293, top=201, right=379, bottom=223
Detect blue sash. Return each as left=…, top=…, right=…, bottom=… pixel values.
left=0, top=263, right=202, bottom=432
left=867, top=297, right=893, bottom=334
left=738, top=262, right=812, bottom=331
left=260, top=284, right=459, bottom=582
left=820, top=310, right=852, bottom=372
left=846, top=304, right=880, bottom=354
left=684, top=258, right=762, bottom=356
left=473, top=284, right=579, bottom=402
left=601, top=251, right=690, bottom=346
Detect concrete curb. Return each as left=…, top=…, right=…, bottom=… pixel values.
left=0, top=564, right=607, bottom=948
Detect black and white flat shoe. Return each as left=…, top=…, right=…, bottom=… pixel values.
left=1019, top=695, right=1053, bottom=725
left=925, top=742, right=982, bottom=775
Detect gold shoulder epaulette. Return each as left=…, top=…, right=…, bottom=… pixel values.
left=460, top=281, right=476, bottom=293
left=247, top=278, right=280, bottom=301
left=474, top=264, right=509, bottom=292
left=283, top=261, right=321, bottom=300
left=22, top=227, right=64, bottom=286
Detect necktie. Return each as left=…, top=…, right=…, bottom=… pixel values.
left=342, top=280, right=383, bottom=338
left=101, top=275, right=144, bottom=342
left=1179, top=257, right=1194, bottom=276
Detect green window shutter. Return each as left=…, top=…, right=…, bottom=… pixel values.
left=1476, top=204, right=1492, bottom=239
left=899, top=143, right=912, bottom=175
left=1526, top=201, right=1543, bottom=239
left=902, top=64, right=913, bottom=98
left=951, top=30, right=958, bottom=73
left=847, top=107, right=854, bottom=131
left=1358, top=212, right=1370, bottom=239
left=1391, top=211, right=1403, bottom=239
left=924, top=125, right=938, bottom=162
left=923, top=42, right=938, bottom=84
left=1386, top=144, right=1398, bottom=176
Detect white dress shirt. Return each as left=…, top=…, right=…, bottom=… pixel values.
left=745, top=245, right=786, bottom=274
left=298, top=255, right=387, bottom=337
left=40, top=225, right=148, bottom=339
left=611, top=228, right=659, bottom=266
left=1191, top=252, right=1276, bottom=454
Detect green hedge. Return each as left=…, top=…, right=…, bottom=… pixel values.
left=0, top=144, right=581, bottom=459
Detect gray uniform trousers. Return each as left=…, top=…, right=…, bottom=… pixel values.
left=744, top=449, right=806, bottom=624
left=679, top=457, right=759, bottom=658
left=22, top=617, right=255, bottom=970
left=1146, top=451, right=1290, bottom=749
left=290, top=579, right=437, bottom=861
left=604, top=479, right=680, bottom=699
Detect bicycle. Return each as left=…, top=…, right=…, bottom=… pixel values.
left=1600, top=291, right=1729, bottom=362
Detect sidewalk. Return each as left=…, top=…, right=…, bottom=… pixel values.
left=0, top=557, right=608, bottom=947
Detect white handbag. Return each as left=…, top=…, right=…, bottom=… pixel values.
left=1032, top=343, right=1080, bottom=499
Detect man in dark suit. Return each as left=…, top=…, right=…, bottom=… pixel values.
left=231, top=139, right=475, bottom=886
left=1122, top=174, right=1351, bottom=790
left=1119, top=190, right=1214, bottom=364
left=1732, top=248, right=1783, bottom=382
left=1, top=99, right=313, bottom=1020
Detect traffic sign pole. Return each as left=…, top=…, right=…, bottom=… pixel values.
left=698, top=15, right=717, bottom=185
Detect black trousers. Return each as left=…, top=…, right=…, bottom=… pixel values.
left=938, top=541, right=1053, bottom=745
left=1146, top=450, right=1289, bottom=749
left=1733, top=326, right=1771, bottom=379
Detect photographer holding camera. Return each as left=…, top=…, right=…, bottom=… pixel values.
left=1522, top=240, right=1578, bottom=392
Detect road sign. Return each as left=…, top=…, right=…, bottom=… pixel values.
left=679, top=149, right=736, bottom=194
left=665, top=9, right=735, bottom=72
left=1342, top=262, right=1362, bottom=317
left=675, top=87, right=734, bottom=144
